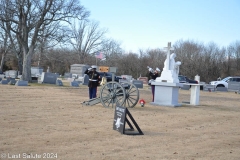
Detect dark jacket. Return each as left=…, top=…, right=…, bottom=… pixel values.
left=84, top=69, right=100, bottom=88
left=149, top=72, right=159, bottom=80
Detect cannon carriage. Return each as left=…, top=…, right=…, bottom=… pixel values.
left=82, top=66, right=139, bottom=108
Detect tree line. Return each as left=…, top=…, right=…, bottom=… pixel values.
left=0, top=0, right=240, bottom=83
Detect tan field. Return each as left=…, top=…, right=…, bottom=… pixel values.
left=0, top=82, right=240, bottom=160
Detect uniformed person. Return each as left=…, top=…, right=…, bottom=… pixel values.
left=148, top=67, right=161, bottom=102
left=84, top=65, right=100, bottom=99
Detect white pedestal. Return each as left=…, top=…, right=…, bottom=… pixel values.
left=182, top=84, right=200, bottom=105
left=150, top=82, right=183, bottom=107
left=190, top=84, right=200, bottom=105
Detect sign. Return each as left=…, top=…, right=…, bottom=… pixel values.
left=113, top=106, right=144, bottom=135
left=99, top=66, right=109, bottom=72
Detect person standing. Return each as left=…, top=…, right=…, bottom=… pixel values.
left=84, top=65, right=100, bottom=99
left=148, top=67, right=160, bottom=102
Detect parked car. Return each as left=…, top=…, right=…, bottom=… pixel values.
left=226, top=77, right=240, bottom=92
left=209, top=76, right=232, bottom=88
left=178, top=75, right=198, bottom=84
left=99, top=72, right=122, bottom=82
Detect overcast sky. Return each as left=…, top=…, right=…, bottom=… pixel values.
left=80, top=0, right=240, bottom=52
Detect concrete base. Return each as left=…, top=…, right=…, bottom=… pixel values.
left=181, top=84, right=200, bottom=105
left=150, top=82, right=183, bottom=107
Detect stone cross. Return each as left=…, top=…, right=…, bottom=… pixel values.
left=164, top=42, right=174, bottom=70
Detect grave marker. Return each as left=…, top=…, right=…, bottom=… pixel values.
left=40, top=72, right=58, bottom=84
left=15, top=80, right=28, bottom=86
left=56, top=79, right=63, bottom=86
left=0, top=80, right=8, bottom=84
left=81, top=74, right=89, bottom=85
left=70, top=81, right=79, bottom=87
left=138, top=77, right=148, bottom=84
left=132, top=80, right=143, bottom=88
left=8, top=79, right=16, bottom=85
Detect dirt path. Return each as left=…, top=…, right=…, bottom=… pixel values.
left=0, top=84, right=240, bottom=160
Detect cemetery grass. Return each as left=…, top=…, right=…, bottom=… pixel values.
left=0, top=84, right=240, bottom=160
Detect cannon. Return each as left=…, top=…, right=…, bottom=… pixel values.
left=82, top=66, right=139, bottom=108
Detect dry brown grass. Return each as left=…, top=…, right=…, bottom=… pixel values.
left=0, top=84, right=240, bottom=160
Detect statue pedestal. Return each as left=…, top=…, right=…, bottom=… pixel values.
left=150, top=82, right=183, bottom=107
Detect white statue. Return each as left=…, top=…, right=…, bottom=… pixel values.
left=169, top=53, right=181, bottom=76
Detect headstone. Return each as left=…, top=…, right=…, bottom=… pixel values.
left=56, top=79, right=63, bottom=86
left=15, top=80, right=28, bottom=86
left=64, top=72, right=72, bottom=79
left=47, top=66, right=50, bottom=72
left=216, top=87, right=228, bottom=92
left=8, top=79, right=17, bottom=85
left=0, top=78, right=2, bottom=81
left=132, top=80, right=143, bottom=88
left=138, top=77, right=148, bottom=84
left=203, top=84, right=215, bottom=92
left=81, top=74, right=89, bottom=85
left=121, top=75, right=132, bottom=81
left=5, top=70, right=17, bottom=78
left=0, top=80, right=8, bottom=84
left=180, top=84, right=190, bottom=90
left=6, top=77, right=15, bottom=82
left=67, top=78, right=75, bottom=82
left=70, top=64, right=90, bottom=77
left=0, top=75, right=4, bottom=79
left=31, top=66, right=43, bottom=77
left=119, top=79, right=129, bottom=83
left=113, top=106, right=144, bottom=135
left=70, top=81, right=79, bottom=87
left=40, top=72, right=58, bottom=84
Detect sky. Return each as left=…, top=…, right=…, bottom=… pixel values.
left=80, top=0, right=240, bottom=53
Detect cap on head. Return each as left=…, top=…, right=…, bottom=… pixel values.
left=156, top=67, right=160, bottom=72
left=91, top=65, right=97, bottom=69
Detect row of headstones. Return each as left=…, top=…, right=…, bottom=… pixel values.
left=0, top=78, right=79, bottom=87
left=0, top=74, right=144, bottom=88
left=0, top=78, right=28, bottom=86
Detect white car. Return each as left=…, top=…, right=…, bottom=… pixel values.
left=209, top=76, right=232, bottom=88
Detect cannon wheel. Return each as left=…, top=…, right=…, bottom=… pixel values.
left=120, top=81, right=139, bottom=108
left=100, top=81, right=126, bottom=108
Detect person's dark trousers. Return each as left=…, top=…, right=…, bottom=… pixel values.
left=89, top=87, right=97, bottom=99
left=151, top=85, right=155, bottom=102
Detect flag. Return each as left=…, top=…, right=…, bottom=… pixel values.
left=95, top=52, right=103, bottom=59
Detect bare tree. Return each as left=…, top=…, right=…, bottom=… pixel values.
left=0, top=0, right=89, bottom=81
left=70, top=20, right=107, bottom=64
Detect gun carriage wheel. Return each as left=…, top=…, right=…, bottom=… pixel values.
left=120, top=81, right=139, bottom=108
left=100, top=81, right=126, bottom=108
left=99, top=81, right=139, bottom=108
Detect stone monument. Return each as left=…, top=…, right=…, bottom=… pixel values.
left=156, top=43, right=181, bottom=83
left=151, top=42, right=183, bottom=107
